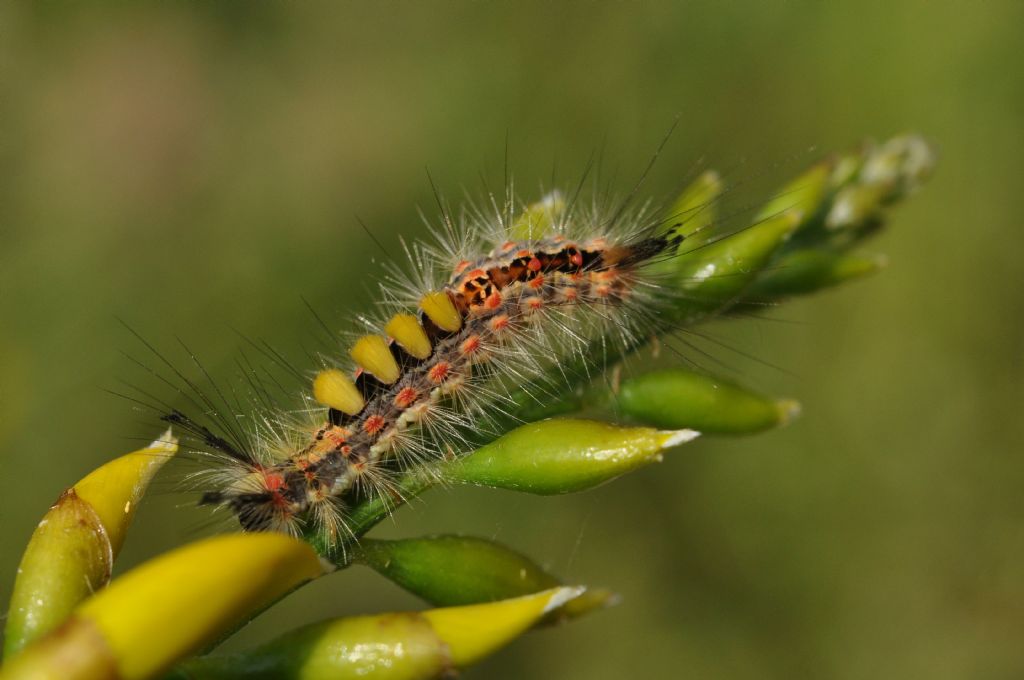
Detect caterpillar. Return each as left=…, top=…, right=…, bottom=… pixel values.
left=166, top=188, right=686, bottom=546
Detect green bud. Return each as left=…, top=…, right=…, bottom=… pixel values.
left=603, top=368, right=798, bottom=434
left=825, top=183, right=889, bottom=231
left=829, top=151, right=864, bottom=190
left=663, top=170, right=723, bottom=245
left=356, top=536, right=617, bottom=624
left=509, top=190, right=565, bottom=240
left=859, top=134, right=936, bottom=200
left=670, top=211, right=800, bottom=318
left=445, top=418, right=698, bottom=494
left=358, top=535, right=559, bottom=605
left=2, top=490, right=112, bottom=661
left=170, top=588, right=585, bottom=680
left=745, top=249, right=886, bottom=299
left=755, top=161, right=831, bottom=225
left=4, top=430, right=177, bottom=658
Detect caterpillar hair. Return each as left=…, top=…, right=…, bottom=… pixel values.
left=170, top=183, right=693, bottom=546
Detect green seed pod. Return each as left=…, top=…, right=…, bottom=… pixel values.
left=603, top=368, right=798, bottom=434
left=444, top=418, right=698, bottom=494
left=745, top=249, right=886, bottom=299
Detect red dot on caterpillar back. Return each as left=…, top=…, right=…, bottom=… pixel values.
left=484, top=291, right=503, bottom=310
left=394, top=387, right=418, bottom=409
left=363, top=414, right=387, bottom=435
left=490, top=314, right=510, bottom=333
left=460, top=335, right=481, bottom=356
left=428, top=362, right=451, bottom=383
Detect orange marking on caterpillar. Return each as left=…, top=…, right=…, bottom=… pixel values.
left=363, top=414, right=387, bottom=435
left=428, top=362, right=451, bottom=383
left=528, top=257, right=542, bottom=271
left=484, top=291, right=503, bottom=309
left=460, top=334, right=481, bottom=355
left=394, top=387, right=418, bottom=409
left=528, top=274, right=545, bottom=289
left=263, top=471, right=285, bottom=492
left=527, top=297, right=543, bottom=310
left=490, top=314, right=510, bottom=332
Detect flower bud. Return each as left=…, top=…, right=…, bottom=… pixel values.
left=168, top=588, right=585, bottom=680
left=755, top=161, right=831, bottom=226
left=358, top=535, right=559, bottom=605
left=3, top=533, right=326, bottom=680
left=745, top=249, right=886, bottom=299
left=670, top=211, right=801, bottom=318
left=859, top=134, right=936, bottom=200
left=357, top=535, right=616, bottom=625
left=3, top=430, right=177, bottom=657
left=509, top=190, right=565, bottom=240
left=605, top=368, right=799, bottom=434
left=663, top=170, right=723, bottom=246
left=445, top=418, right=698, bottom=494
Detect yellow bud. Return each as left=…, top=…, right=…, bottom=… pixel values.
left=422, top=587, right=584, bottom=667
left=312, top=369, right=365, bottom=415
left=3, top=534, right=325, bottom=680
left=86, top=534, right=322, bottom=679
left=385, top=313, right=432, bottom=360
left=420, top=291, right=462, bottom=332
left=3, top=430, right=177, bottom=657
left=74, top=429, right=177, bottom=556
left=349, top=335, right=401, bottom=384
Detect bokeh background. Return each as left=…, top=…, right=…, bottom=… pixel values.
left=2, top=2, right=1023, bottom=678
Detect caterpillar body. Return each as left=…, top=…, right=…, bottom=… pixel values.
left=180, top=193, right=683, bottom=545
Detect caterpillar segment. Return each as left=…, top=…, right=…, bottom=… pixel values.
left=202, top=232, right=677, bottom=540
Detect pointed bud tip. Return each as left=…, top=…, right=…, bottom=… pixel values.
left=542, top=585, right=587, bottom=614
left=659, top=429, right=701, bottom=449
left=423, top=586, right=588, bottom=668
left=775, top=399, right=802, bottom=426
left=149, top=427, right=179, bottom=453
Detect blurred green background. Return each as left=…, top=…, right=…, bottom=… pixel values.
left=2, top=2, right=1022, bottom=678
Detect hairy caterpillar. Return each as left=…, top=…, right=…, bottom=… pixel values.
left=158, top=185, right=687, bottom=546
